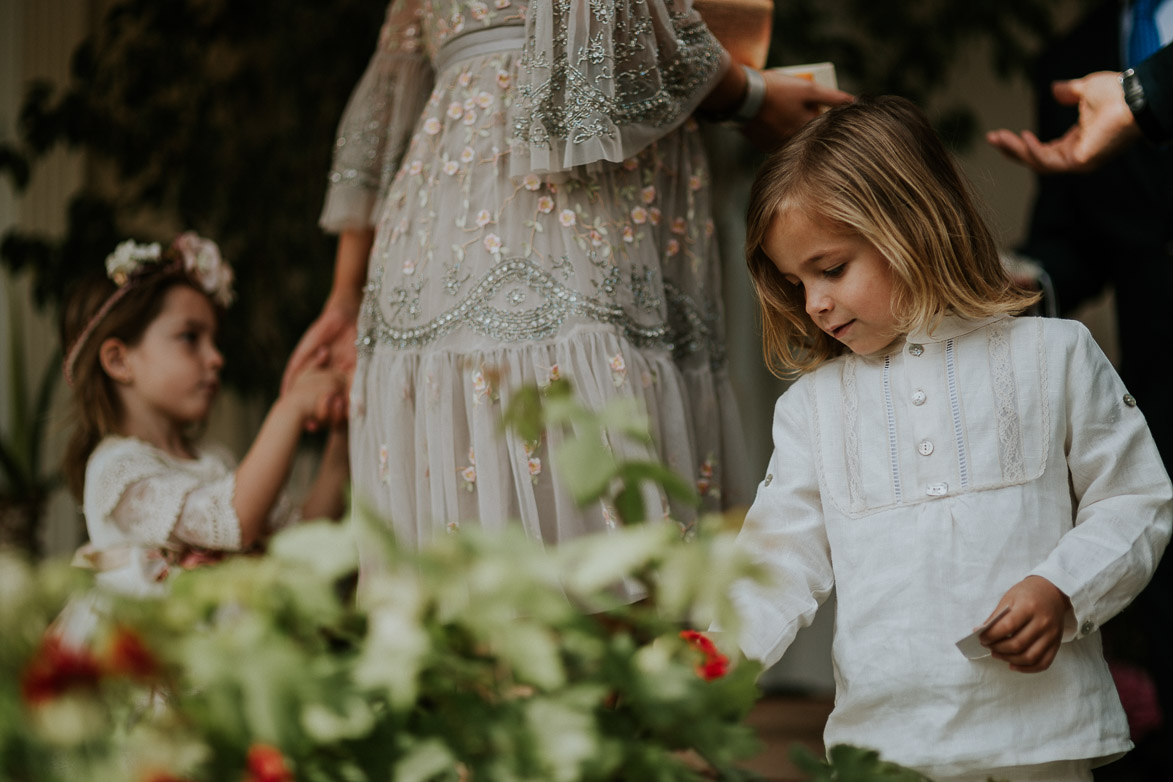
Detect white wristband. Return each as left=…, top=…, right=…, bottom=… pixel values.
left=733, top=65, right=766, bottom=122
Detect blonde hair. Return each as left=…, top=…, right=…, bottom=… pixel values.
left=746, top=95, right=1039, bottom=376
left=59, top=269, right=207, bottom=499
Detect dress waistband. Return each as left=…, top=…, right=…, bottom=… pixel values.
left=434, top=24, right=526, bottom=74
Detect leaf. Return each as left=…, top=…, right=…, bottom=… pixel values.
left=617, top=460, right=699, bottom=507
left=267, top=519, right=357, bottom=581
left=393, top=739, right=457, bottom=782
left=488, top=621, right=565, bottom=690
left=301, top=698, right=376, bottom=742
left=559, top=524, right=672, bottom=594
left=551, top=432, right=617, bottom=505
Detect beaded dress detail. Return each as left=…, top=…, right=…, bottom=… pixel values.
left=322, top=0, right=749, bottom=548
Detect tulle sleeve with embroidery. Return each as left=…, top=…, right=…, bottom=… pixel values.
left=320, top=0, right=435, bottom=232
left=510, top=0, right=728, bottom=175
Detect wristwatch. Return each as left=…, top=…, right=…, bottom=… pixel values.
left=1120, top=68, right=1162, bottom=141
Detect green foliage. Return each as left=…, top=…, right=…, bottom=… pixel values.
left=0, top=287, right=62, bottom=556
left=503, top=379, right=699, bottom=526
left=791, top=745, right=932, bottom=781
left=0, top=0, right=386, bottom=396
left=0, top=511, right=770, bottom=781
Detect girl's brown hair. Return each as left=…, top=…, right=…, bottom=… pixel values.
left=59, top=269, right=206, bottom=499
left=745, top=95, right=1039, bottom=375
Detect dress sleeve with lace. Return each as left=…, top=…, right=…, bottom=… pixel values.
left=320, top=0, right=435, bottom=232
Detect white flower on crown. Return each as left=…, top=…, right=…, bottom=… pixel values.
left=171, top=231, right=236, bottom=307
left=105, top=240, right=162, bottom=286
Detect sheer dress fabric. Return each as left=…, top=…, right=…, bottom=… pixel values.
left=729, top=315, right=1173, bottom=774
left=81, top=436, right=297, bottom=597
left=323, top=0, right=750, bottom=549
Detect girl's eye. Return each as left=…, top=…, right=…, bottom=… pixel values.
left=823, top=264, right=846, bottom=279
left=179, top=331, right=198, bottom=344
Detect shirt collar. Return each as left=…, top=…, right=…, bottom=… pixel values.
left=905, top=313, right=1009, bottom=345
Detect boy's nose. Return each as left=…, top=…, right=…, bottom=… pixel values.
left=805, top=290, right=832, bottom=318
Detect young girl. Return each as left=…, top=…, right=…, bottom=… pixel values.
left=733, top=96, right=1172, bottom=781
left=61, top=233, right=350, bottom=598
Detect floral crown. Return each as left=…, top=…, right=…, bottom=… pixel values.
left=63, top=232, right=235, bottom=387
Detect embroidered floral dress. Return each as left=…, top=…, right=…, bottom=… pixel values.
left=323, top=0, right=750, bottom=548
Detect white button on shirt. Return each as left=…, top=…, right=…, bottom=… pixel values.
left=731, top=315, right=1172, bottom=774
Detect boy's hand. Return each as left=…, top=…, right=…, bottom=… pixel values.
left=979, top=576, right=1071, bottom=673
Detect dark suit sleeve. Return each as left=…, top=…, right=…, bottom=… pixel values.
left=1136, top=43, right=1173, bottom=142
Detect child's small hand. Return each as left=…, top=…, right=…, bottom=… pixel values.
left=281, top=364, right=348, bottom=428
left=284, top=346, right=349, bottom=431
left=979, top=576, right=1071, bottom=673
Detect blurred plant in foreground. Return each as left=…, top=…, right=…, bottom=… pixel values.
left=0, top=381, right=928, bottom=780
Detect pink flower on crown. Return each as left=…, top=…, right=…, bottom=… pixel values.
left=171, top=232, right=235, bottom=306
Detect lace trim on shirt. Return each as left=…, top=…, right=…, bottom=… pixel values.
left=945, top=339, right=971, bottom=489
left=843, top=355, right=863, bottom=512
left=988, top=322, right=1025, bottom=482
left=513, top=1, right=723, bottom=150
left=883, top=355, right=903, bottom=504
left=358, top=255, right=724, bottom=367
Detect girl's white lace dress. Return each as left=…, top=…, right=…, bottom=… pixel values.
left=324, top=0, right=750, bottom=548
left=77, top=436, right=298, bottom=597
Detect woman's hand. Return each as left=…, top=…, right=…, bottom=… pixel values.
left=281, top=227, right=374, bottom=426
left=283, top=296, right=360, bottom=390
left=743, top=71, right=854, bottom=151
left=979, top=575, right=1072, bottom=673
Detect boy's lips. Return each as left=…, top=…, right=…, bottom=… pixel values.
left=828, top=320, right=855, bottom=339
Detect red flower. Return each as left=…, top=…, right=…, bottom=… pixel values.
left=20, top=635, right=105, bottom=705
left=106, top=626, right=160, bottom=679
left=246, top=744, right=294, bottom=782
left=679, top=630, right=730, bottom=681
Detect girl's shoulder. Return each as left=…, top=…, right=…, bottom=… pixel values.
left=86, top=436, right=235, bottom=483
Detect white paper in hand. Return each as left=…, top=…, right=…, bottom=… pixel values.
left=955, top=606, right=1011, bottom=660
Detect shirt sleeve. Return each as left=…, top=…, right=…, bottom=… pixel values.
left=1029, top=323, right=1173, bottom=640
left=728, top=381, right=836, bottom=668
left=509, top=0, right=728, bottom=176
left=320, top=0, right=435, bottom=232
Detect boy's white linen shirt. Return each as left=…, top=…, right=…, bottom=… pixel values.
left=731, top=315, right=1172, bottom=774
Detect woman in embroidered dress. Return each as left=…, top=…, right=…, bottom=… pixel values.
left=60, top=234, right=350, bottom=599
left=283, top=0, right=850, bottom=550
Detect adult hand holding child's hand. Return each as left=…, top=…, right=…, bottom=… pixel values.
left=979, top=576, right=1072, bottom=673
